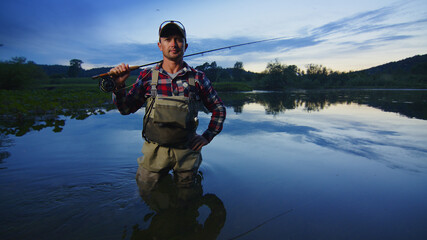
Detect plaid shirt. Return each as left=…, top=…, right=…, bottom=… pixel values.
left=113, top=62, right=226, bottom=142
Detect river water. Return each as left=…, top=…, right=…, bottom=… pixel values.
left=1, top=90, right=427, bottom=239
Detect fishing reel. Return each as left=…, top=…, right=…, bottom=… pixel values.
left=99, top=76, right=116, bottom=93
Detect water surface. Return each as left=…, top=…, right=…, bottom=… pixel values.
left=1, top=90, right=427, bottom=239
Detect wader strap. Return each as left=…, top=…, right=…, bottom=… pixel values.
left=143, top=69, right=159, bottom=142
left=151, top=69, right=159, bottom=97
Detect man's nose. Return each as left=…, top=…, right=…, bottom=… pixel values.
left=171, top=39, right=178, bottom=47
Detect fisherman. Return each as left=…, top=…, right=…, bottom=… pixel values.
left=110, top=20, right=226, bottom=187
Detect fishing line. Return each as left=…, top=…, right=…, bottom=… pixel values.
left=227, top=208, right=294, bottom=240
left=224, top=188, right=333, bottom=240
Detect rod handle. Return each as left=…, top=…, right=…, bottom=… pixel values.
left=91, top=65, right=141, bottom=79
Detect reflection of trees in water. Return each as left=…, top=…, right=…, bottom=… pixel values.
left=221, top=91, right=335, bottom=114
left=0, top=107, right=114, bottom=137
left=2, top=90, right=426, bottom=137
left=221, top=90, right=427, bottom=120
left=132, top=172, right=226, bottom=240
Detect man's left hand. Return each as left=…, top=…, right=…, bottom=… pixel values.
left=189, top=134, right=208, bottom=151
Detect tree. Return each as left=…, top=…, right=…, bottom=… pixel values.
left=263, top=59, right=287, bottom=89
left=196, top=61, right=222, bottom=82
left=232, top=61, right=244, bottom=81
left=10, top=56, right=27, bottom=64
left=233, top=61, right=243, bottom=70
left=305, top=64, right=329, bottom=85
left=195, top=62, right=210, bottom=72
left=208, top=61, right=221, bottom=82
left=68, top=59, right=83, bottom=77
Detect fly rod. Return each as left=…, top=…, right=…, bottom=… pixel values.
left=94, top=36, right=289, bottom=92
left=92, top=36, right=289, bottom=80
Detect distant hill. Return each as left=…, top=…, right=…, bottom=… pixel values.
left=361, top=54, right=427, bottom=75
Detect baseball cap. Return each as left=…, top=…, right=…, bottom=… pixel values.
left=159, top=20, right=186, bottom=40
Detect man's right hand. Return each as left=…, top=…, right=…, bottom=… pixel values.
left=110, top=63, right=130, bottom=86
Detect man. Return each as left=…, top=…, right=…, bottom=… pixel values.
left=110, top=20, right=226, bottom=187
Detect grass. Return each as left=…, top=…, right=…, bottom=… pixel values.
left=213, top=82, right=253, bottom=91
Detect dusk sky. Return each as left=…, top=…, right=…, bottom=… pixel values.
left=0, top=0, right=426, bottom=72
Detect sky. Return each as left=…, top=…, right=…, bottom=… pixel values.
left=0, top=0, right=426, bottom=72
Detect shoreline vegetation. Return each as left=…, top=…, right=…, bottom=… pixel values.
left=1, top=54, right=426, bottom=137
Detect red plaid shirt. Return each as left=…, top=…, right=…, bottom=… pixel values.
left=113, top=62, right=226, bottom=142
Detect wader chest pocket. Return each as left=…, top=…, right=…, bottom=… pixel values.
left=152, top=96, right=189, bottom=128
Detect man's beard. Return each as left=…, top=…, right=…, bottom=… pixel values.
left=164, top=47, right=184, bottom=60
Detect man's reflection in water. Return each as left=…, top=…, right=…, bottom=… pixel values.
left=132, top=168, right=226, bottom=240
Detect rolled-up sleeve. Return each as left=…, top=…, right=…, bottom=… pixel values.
left=112, top=71, right=149, bottom=115
left=197, top=73, right=226, bottom=142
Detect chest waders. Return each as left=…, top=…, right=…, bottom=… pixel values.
left=142, top=69, right=199, bottom=148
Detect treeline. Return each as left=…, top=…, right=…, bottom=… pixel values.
left=196, top=54, right=427, bottom=90
left=0, top=57, right=47, bottom=89
left=0, top=57, right=116, bottom=89
left=1, top=54, right=426, bottom=90
left=39, top=62, right=139, bottom=79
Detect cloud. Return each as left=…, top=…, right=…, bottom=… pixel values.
left=311, top=6, right=396, bottom=37
left=182, top=3, right=426, bottom=71
left=338, top=35, right=414, bottom=51
left=1, top=0, right=426, bottom=71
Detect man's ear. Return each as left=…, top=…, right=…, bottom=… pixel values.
left=184, top=42, right=188, bottom=52
left=157, top=41, right=162, bottom=51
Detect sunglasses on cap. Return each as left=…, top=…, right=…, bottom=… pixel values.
left=159, top=20, right=186, bottom=39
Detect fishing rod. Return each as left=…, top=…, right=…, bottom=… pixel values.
left=94, top=36, right=289, bottom=92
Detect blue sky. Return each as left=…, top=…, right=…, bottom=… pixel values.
left=0, top=0, right=426, bottom=72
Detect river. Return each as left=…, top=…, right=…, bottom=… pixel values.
left=1, top=89, right=427, bottom=239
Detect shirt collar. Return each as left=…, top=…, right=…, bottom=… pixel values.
left=156, top=61, right=192, bottom=76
